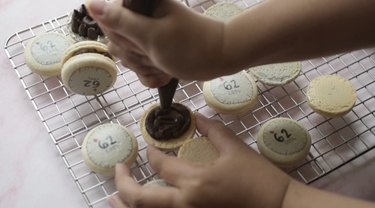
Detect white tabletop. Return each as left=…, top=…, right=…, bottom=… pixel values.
left=0, top=1, right=87, bottom=207
left=0, top=0, right=374, bottom=208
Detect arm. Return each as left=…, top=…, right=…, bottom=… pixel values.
left=108, top=114, right=375, bottom=208
left=282, top=180, right=375, bottom=208
left=223, top=0, right=375, bottom=71
left=87, top=0, right=375, bottom=87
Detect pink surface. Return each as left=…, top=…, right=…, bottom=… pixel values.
left=0, top=1, right=86, bottom=207
left=0, top=0, right=374, bottom=208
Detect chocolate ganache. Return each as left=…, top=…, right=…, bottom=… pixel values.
left=145, top=103, right=191, bottom=140
left=71, top=5, right=104, bottom=40
left=72, top=48, right=112, bottom=59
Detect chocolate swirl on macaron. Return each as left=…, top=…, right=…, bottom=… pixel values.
left=145, top=103, right=191, bottom=140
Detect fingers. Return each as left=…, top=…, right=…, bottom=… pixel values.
left=108, top=42, right=152, bottom=66
left=147, top=146, right=200, bottom=186
left=114, top=163, right=179, bottom=208
left=104, top=28, right=144, bottom=54
left=108, top=42, right=171, bottom=88
left=195, top=113, right=246, bottom=154
left=138, top=73, right=172, bottom=88
left=114, top=163, right=143, bottom=201
left=86, top=0, right=153, bottom=44
left=108, top=195, right=129, bottom=208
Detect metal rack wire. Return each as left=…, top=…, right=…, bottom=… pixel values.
left=4, top=0, right=375, bottom=207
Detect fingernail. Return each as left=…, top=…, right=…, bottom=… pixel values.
left=194, top=112, right=203, bottom=117
left=87, top=0, right=107, bottom=17
left=107, top=195, right=116, bottom=208
left=115, top=163, right=125, bottom=171
left=107, top=195, right=120, bottom=208
left=194, top=112, right=207, bottom=121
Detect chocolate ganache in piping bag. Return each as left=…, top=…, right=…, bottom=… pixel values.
left=122, top=1, right=192, bottom=140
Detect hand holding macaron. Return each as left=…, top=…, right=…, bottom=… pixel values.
left=108, top=113, right=291, bottom=208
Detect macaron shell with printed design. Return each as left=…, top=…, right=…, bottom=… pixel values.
left=256, top=118, right=311, bottom=167
left=61, top=41, right=117, bottom=95
left=203, top=71, right=258, bottom=115
left=81, top=123, right=138, bottom=175
left=25, top=32, right=73, bottom=76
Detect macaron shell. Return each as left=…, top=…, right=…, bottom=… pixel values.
left=140, top=103, right=196, bottom=150
left=306, top=75, right=356, bottom=117
left=25, top=32, right=73, bottom=76
left=250, top=62, right=301, bottom=86
left=257, top=118, right=311, bottom=167
left=62, top=40, right=111, bottom=64
left=204, top=2, right=244, bottom=21
left=203, top=71, right=258, bottom=115
left=177, top=137, right=219, bottom=164
left=81, top=123, right=138, bottom=175
left=61, top=53, right=117, bottom=95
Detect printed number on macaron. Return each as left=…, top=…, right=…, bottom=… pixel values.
left=256, top=118, right=311, bottom=167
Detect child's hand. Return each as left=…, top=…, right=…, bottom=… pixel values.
left=108, top=113, right=291, bottom=208
left=87, top=0, right=226, bottom=88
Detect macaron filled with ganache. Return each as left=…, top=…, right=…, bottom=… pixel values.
left=61, top=41, right=117, bottom=95
left=140, top=103, right=196, bottom=150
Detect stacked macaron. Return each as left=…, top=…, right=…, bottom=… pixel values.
left=25, top=31, right=117, bottom=96
left=61, top=41, right=117, bottom=95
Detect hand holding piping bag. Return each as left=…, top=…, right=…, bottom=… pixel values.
left=86, top=0, right=225, bottom=88
left=85, top=0, right=375, bottom=207
left=86, top=0, right=375, bottom=89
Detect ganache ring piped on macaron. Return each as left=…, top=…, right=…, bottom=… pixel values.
left=69, top=4, right=106, bottom=42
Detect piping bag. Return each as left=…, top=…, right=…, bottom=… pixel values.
left=122, top=0, right=179, bottom=112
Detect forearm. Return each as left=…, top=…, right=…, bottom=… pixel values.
left=282, top=180, right=375, bottom=208
left=222, top=0, right=375, bottom=71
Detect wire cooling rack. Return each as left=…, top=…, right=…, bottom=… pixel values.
left=4, top=0, right=375, bottom=207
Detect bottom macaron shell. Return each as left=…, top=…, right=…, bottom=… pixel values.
left=143, top=179, right=170, bottom=187
left=140, top=103, right=196, bottom=150
left=250, top=62, right=301, bottom=86
left=306, top=75, right=356, bottom=117
left=177, top=137, right=219, bottom=164
left=204, top=2, right=244, bottom=21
